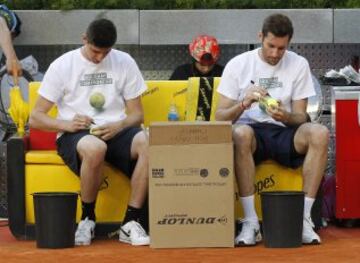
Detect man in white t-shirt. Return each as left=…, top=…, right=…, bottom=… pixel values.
left=216, top=14, right=329, bottom=246
left=29, top=19, right=149, bottom=246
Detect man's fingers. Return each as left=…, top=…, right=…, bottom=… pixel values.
left=253, top=92, right=261, bottom=100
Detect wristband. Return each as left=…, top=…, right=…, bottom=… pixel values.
left=241, top=99, right=248, bottom=110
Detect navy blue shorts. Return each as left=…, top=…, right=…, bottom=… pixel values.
left=248, top=123, right=305, bottom=169
left=56, top=127, right=141, bottom=177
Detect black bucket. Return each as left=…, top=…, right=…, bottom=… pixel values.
left=260, top=191, right=304, bottom=248
left=33, top=192, right=78, bottom=249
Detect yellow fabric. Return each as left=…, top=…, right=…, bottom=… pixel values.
left=25, top=164, right=130, bottom=223
left=29, top=82, right=58, bottom=118
left=184, top=77, right=200, bottom=121
left=210, top=77, right=221, bottom=120
left=8, top=86, right=29, bottom=136
left=25, top=150, right=64, bottom=164
left=235, top=160, right=303, bottom=220
left=185, top=77, right=221, bottom=121
left=141, top=80, right=188, bottom=126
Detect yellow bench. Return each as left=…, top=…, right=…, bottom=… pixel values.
left=7, top=78, right=302, bottom=239
left=24, top=81, right=190, bottom=225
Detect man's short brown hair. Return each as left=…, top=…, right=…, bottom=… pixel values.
left=262, top=14, right=293, bottom=41
left=86, top=18, right=117, bottom=48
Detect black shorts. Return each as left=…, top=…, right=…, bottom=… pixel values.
left=248, top=123, right=305, bottom=169
left=56, top=127, right=141, bottom=177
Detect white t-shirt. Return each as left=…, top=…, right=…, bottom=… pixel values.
left=217, top=48, right=315, bottom=126
left=39, top=48, right=147, bottom=129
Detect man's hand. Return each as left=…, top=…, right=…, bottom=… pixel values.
left=242, top=85, right=268, bottom=108
left=90, top=122, right=122, bottom=141
left=267, top=101, right=290, bottom=123
left=6, top=59, right=22, bottom=78
left=64, top=114, right=94, bottom=133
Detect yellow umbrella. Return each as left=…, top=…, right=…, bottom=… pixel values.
left=7, top=64, right=29, bottom=136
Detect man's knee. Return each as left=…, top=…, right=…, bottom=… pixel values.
left=233, top=125, right=254, bottom=149
left=131, top=131, right=149, bottom=159
left=78, top=138, right=107, bottom=162
left=309, top=124, right=330, bottom=148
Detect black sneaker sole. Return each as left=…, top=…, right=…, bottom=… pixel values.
left=303, top=240, right=321, bottom=245
left=235, top=241, right=258, bottom=247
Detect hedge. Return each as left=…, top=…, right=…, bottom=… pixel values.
left=3, top=0, right=360, bottom=10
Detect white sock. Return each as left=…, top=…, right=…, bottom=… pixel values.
left=240, top=195, right=258, bottom=223
left=304, top=196, right=315, bottom=219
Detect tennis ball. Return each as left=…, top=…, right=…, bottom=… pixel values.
left=266, top=97, right=279, bottom=109
left=89, top=127, right=101, bottom=136
left=259, top=96, right=279, bottom=112
left=89, top=92, right=105, bottom=110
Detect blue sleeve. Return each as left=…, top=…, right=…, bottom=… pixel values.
left=0, top=5, right=17, bottom=32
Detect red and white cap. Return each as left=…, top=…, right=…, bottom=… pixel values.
left=189, top=35, right=220, bottom=66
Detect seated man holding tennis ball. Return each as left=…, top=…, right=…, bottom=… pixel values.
left=215, top=13, right=329, bottom=247
left=30, top=19, right=150, bottom=247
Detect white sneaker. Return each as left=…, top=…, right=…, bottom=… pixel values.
left=235, top=219, right=262, bottom=246
left=119, top=220, right=150, bottom=246
left=302, top=217, right=321, bottom=245
left=75, top=217, right=95, bottom=246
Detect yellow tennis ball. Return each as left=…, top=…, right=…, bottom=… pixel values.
left=259, top=96, right=279, bottom=113
left=266, top=97, right=279, bottom=109
left=89, top=127, right=101, bottom=136
left=89, top=92, right=105, bottom=110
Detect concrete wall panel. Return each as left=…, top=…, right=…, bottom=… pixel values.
left=140, top=9, right=333, bottom=45
left=334, top=9, right=360, bottom=43
left=14, top=10, right=139, bottom=45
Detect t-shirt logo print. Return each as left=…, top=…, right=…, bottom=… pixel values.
left=259, top=77, right=283, bottom=90
left=80, top=72, right=113, bottom=86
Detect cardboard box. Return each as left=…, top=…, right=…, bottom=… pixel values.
left=149, top=122, right=234, bottom=248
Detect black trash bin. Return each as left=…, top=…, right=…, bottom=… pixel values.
left=260, top=191, right=304, bottom=248
left=33, top=192, right=78, bottom=249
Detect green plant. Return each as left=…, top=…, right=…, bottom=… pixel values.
left=4, top=0, right=360, bottom=10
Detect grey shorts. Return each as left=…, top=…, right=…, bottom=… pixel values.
left=56, top=127, right=141, bottom=177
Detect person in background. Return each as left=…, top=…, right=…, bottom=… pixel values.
left=29, top=18, right=149, bottom=246
left=0, top=4, right=22, bottom=76
left=215, top=13, right=329, bottom=246
left=169, top=34, right=224, bottom=80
